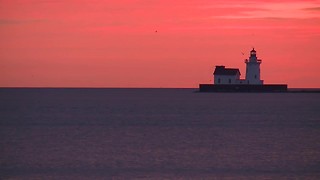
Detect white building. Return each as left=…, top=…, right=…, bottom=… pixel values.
left=245, top=48, right=263, bottom=84
left=213, top=48, right=263, bottom=85
left=214, top=66, right=242, bottom=84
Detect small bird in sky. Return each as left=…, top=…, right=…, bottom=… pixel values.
left=241, top=52, right=245, bottom=55
left=155, top=30, right=158, bottom=33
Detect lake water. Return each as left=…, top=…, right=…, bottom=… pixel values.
left=1, top=88, right=320, bottom=179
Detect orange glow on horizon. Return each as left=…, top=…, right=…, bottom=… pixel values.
left=1, top=0, right=320, bottom=88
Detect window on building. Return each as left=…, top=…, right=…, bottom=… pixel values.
left=218, top=78, right=220, bottom=84
left=255, top=75, right=257, bottom=79
left=229, top=79, right=231, bottom=84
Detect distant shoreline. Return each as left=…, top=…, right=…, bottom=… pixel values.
left=0, top=87, right=320, bottom=93
left=287, top=88, right=320, bottom=93
left=0, top=87, right=196, bottom=89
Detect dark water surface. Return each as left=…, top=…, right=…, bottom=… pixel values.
left=1, top=88, right=320, bottom=179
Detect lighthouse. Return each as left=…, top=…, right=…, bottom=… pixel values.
left=199, top=48, right=287, bottom=92
left=245, top=48, right=263, bottom=84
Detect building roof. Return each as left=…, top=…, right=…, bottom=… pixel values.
left=213, top=66, right=240, bottom=75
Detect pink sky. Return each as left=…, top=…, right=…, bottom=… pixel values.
left=1, top=0, right=320, bottom=88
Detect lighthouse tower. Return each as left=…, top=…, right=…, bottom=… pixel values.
left=245, top=48, right=263, bottom=84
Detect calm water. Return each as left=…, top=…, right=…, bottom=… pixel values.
left=1, top=88, right=320, bottom=179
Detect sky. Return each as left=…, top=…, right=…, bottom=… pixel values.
left=1, top=0, right=320, bottom=88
